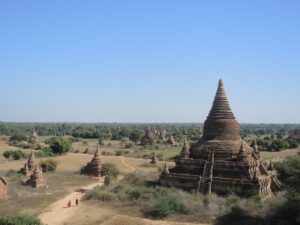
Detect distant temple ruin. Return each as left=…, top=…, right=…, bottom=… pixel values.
left=83, top=146, right=102, bottom=176
left=289, top=128, right=300, bottom=143
left=160, top=79, right=281, bottom=198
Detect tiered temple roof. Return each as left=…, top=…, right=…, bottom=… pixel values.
left=160, top=79, right=281, bottom=198
left=26, top=163, right=46, bottom=188
left=18, top=151, right=36, bottom=176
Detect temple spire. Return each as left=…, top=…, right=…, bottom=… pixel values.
left=162, top=162, right=169, bottom=175
left=180, top=138, right=190, bottom=159
left=202, top=79, right=240, bottom=141
left=207, top=79, right=235, bottom=120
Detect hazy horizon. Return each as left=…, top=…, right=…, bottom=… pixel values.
left=1, top=1, right=300, bottom=123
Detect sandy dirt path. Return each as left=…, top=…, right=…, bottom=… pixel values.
left=39, top=178, right=103, bottom=225
left=39, top=156, right=138, bottom=225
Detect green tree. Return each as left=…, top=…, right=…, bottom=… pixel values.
left=271, top=155, right=300, bottom=225
left=129, top=130, right=143, bottom=143
left=49, top=137, right=71, bottom=155
left=100, top=163, right=119, bottom=179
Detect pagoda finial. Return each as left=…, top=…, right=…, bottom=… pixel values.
left=180, top=138, right=190, bottom=159
left=162, top=162, right=169, bottom=175
left=237, top=141, right=247, bottom=160
left=94, top=145, right=101, bottom=158
left=33, top=163, right=40, bottom=175
left=267, top=160, right=274, bottom=171
left=151, top=152, right=158, bottom=164
left=218, top=79, right=224, bottom=87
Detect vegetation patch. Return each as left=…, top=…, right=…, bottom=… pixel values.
left=0, top=214, right=43, bottom=225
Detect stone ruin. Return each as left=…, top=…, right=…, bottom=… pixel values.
left=83, top=146, right=102, bottom=177
left=18, top=151, right=36, bottom=176
left=167, top=134, right=175, bottom=145
left=151, top=152, right=158, bottom=164
left=159, top=129, right=166, bottom=140
left=141, top=127, right=155, bottom=146
left=160, top=79, right=281, bottom=198
left=26, top=163, right=46, bottom=188
left=29, top=128, right=39, bottom=143
left=180, top=138, right=190, bottom=159
left=0, top=176, right=7, bottom=198
left=289, top=128, right=300, bottom=143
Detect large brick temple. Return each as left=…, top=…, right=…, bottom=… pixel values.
left=160, top=79, right=281, bottom=198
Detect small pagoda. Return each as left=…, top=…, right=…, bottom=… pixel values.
left=180, top=139, right=190, bottom=159
left=18, top=151, right=36, bottom=176
left=29, top=128, right=39, bottom=143
left=167, top=134, right=175, bottom=145
left=26, top=163, right=46, bottom=188
left=141, top=127, right=155, bottom=146
left=83, top=146, right=102, bottom=177
left=151, top=152, right=158, bottom=164
left=160, top=79, right=281, bottom=198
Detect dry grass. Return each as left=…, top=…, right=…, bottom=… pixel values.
left=260, top=147, right=300, bottom=162
left=0, top=170, right=97, bottom=216
left=63, top=201, right=208, bottom=225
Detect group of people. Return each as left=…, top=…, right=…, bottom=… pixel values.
left=67, top=198, right=79, bottom=208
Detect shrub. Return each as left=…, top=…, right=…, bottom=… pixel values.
left=35, top=149, right=55, bottom=158
left=145, top=192, right=186, bottom=218
left=125, top=143, right=133, bottom=149
left=3, top=150, right=27, bottom=160
left=0, top=214, right=43, bottom=225
left=100, top=163, right=119, bottom=179
left=84, top=186, right=115, bottom=201
left=40, top=159, right=58, bottom=172
left=49, top=137, right=71, bottom=155
left=9, top=133, right=28, bottom=142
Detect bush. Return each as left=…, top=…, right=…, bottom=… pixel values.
left=0, top=214, right=43, bottom=225
left=3, top=150, right=27, bottom=160
left=49, top=137, right=71, bottom=155
left=40, top=159, right=58, bottom=172
left=125, top=143, right=133, bottom=149
left=84, top=186, right=115, bottom=201
left=9, top=133, right=28, bottom=142
left=100, top=163, right=119, bottom=179
left=146, top=194, right=186, bottom=218
left=35, top=149, right=55, bottom=158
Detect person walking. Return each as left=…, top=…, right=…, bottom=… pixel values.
left=75, top=198, right=79, bottom=206
left=67, top=200, right=71, bottom=208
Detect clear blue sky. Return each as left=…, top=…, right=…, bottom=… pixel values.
left=0, top=1, right=299, bottom=123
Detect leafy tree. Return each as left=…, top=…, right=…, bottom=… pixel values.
left=271, top=139, right=289, bottom=151
left=49, top=137, right=71, bottom=155
left=100, top=163, right=119, bottom=179
left=129, top=130, right=143, bottom=143
left=9, top=133, right=28, bottom=142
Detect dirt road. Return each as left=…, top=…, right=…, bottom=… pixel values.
left=39, top=178, right=102, bottom=225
